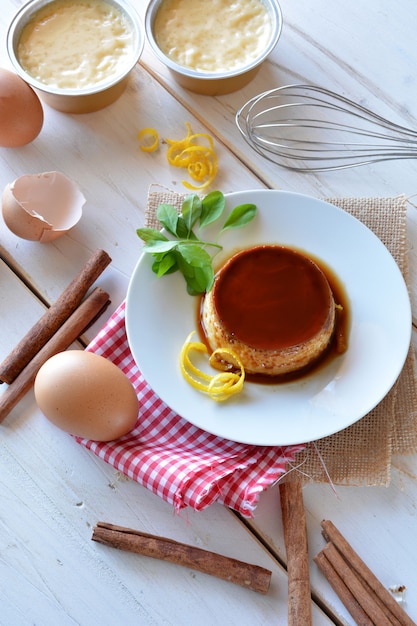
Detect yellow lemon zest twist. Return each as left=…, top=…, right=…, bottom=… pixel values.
left=180, top=332, right=245, bottom=402
left=137, top=127, right=159, bottom=152
left=165, top=122, right=218, bottom=190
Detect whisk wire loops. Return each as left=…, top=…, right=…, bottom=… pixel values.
left=236, top=84, right=417, bottom=172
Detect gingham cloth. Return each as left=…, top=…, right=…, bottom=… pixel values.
left=78, top=301, right=305, bottom=517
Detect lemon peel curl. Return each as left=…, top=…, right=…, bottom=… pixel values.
left=165, top=122, right=218, bottom=190
left=180, top=332, right=245, bottom=402
left=137, top=127, right=159, bottom=152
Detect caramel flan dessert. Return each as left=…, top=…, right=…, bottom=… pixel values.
left=201, top=245, right=337, bottom=377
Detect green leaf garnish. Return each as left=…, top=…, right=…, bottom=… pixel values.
left=181, top=194, right=202, bottom=235
left=199, top=190, right=225, bottom=228
left=136, top=227, right=168, bottom=243
left=221, top=203, right=258, bottom=232
left=136, top=191, right=257, bottom=294
left=152, top=251, right=178, bottom=276
left=156, top=203, right=180, bottom=237
left=142, top=239, right=179, bottom=253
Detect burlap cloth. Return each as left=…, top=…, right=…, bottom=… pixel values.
left=145, top=188, right=417, bottom=487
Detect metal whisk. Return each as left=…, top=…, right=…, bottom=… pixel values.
left=235, top=84, right=417, bottom=172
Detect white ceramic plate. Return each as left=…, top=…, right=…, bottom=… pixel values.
left=126, top=190, right=411, bottom=445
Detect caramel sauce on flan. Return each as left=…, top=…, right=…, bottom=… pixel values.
left=200, top=245, right=349, bottom=382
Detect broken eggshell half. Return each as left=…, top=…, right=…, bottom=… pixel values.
left=2, top=171, right=85, bottom=242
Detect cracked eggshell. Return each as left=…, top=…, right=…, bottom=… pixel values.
left=1, top=171, right=85, bottom=242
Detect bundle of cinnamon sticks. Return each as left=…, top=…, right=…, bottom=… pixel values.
left=315, top=519, right=415, bottom=626
left=0, top=249, right=112, bottom=423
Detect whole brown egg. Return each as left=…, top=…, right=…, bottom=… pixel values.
left=0, top=67, right=43, bottom=147
left=34, top=350, right=139, bottom=442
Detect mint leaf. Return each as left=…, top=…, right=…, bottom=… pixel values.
left=182, top=194, right=202, bottom=235
left=221, top=203, right=257, bottom=232
left=176, top=242, right=212, bottom=267
left=187, top=265, right=215, bottom=295
left=200, top=190, right=225, bottom=228
left=156, top=203, right=179, bottom=236
left=152, top=251, right=178, bottom=276
left=136, top=227, right=169, bottom=243
left=143, top=239, right=179, bottom=253
left=175, top=246, right=214, bottom=294
left=176, top=215, right=197, bottom=239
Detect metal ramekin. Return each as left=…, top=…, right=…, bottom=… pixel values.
left=6, top=0, right=144, bottom=113
left=145, top=0, right=283, bottom=96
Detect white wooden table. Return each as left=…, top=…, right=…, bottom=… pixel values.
left=1, top=1, right=417, bottom=624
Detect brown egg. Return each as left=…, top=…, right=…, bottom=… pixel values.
left=34, top=351, right=139, bottom=441
left=0, top=67, right=43, bottom=147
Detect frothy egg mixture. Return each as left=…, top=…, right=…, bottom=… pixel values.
left=17, top=0, right=134, bottom=90
left=154, top=0, right=272, bottom=73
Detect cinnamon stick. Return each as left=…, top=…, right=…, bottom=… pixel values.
left=91, top=521, right=272, bottom=594
left=0, top=287, right=110, bottom=423
left=0, top=249, right=111, bottom=384
left=314, top=549, right=374, bottom=626
left=319, top=542, right=394, bottom=625
left=279, top=482, right=312, bottom=625
left=321, top=520, right=415, bottom=626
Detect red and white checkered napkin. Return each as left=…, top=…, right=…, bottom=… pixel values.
left=79, top=301, right=305, bottom=517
